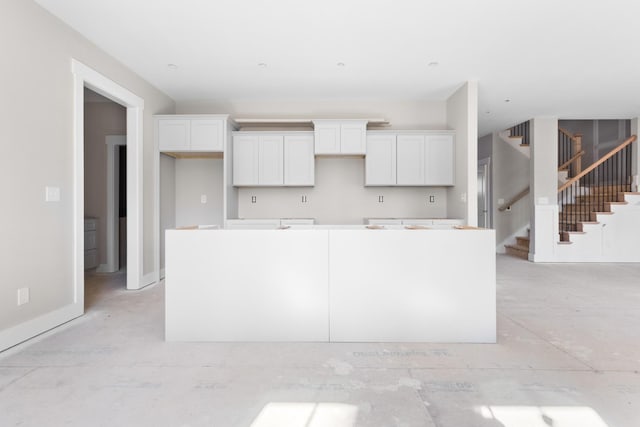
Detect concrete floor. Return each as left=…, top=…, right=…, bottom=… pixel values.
left=1, top=255, right=639, bottom=427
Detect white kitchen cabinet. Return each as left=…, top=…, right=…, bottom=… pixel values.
left=425, top=134, right=455, bottom=185
left=313, top=120, right=367, bottom=155
left=158, top=119, right=190, bottom=151
left=366, top=134, right=397, bottom=186
left=258, top=135, right=284, bottom=185
left=233, top=132, right=315, bottom=187
left=396, top=135, right=426, bottom=185
left=233, top=134, right=259, bottom=186
left=190, top=119, right=224, bottom=151
left=284, top=134, right=315, bottom=186
left=157, top=115, right=227, bottom=152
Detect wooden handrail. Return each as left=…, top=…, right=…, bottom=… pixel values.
left=558, top=135, right=637, bottom=193
left=558, top=127, right=578, bottom=142
left=498, top=187, right=530, bottom=212
left=558, top=150, right=585, bottom=171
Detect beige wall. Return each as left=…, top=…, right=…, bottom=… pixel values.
left=446, top=82, right=478, bottom=225
left=238, top=158, right=448, bottom=224
left=178, top=98, right=447, bottom=130
left=0, top=0, right=174, bottom=338
left=84, top=98, right=126, bottom=266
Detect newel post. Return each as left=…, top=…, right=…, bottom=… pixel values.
left=572, top=133, right=583, bottom=177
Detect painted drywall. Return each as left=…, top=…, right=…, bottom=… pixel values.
left=159, top=154, right=176, bottom=271
left=492, top=132, right=531, bottom=250
left=175, top=159, right=224, bottom=227
left=560, top=120, right=630, bottom=167
left=529, top=117, right=558, bottom=260
left=0, top=0, right=174, bottom=342
left=177, top=99, right=447, bottom=130
left=446, top=82, right=478, bottom=225
left=238, top=158, right=448, bottom=224
left=84, top=95, right=126, bottom=267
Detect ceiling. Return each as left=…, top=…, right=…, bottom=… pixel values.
left=35, top=0, right=640, bottom=135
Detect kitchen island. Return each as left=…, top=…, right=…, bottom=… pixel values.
left=165, top=226, right=496, bottom=343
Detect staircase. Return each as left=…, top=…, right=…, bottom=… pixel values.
left=505, top=231, right=530, bottom=259
left=500, top=122, right=638, bottom=260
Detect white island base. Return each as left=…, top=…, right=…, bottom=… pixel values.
left=165, top=227, right=496, bottom=343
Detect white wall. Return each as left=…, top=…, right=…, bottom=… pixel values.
left=159, top=154, right=176, bottom=271
left=491, top=132, right=531, bottom=250
left=84, top=97, right=126, bottom=266
left=529, top=117, right=559, bottom=261
left=238, top=158, right=448, bottom=224
left=177, top=99, right=447, bottom=130
left=446, top=82, right=478, bottom=225
left=175, top=158, right=224, bottom=227
left=0, top=0, right=174, bottom=347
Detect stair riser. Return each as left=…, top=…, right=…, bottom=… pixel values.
left=505, top=247, right=529, bottom=260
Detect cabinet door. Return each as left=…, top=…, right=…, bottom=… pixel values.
left=158, top=119, right=190, bottom=151
left=314, top=121, right=340, bottom=154
left=425, top=135, right=454, bottom=185
left=284, top=135, right=315, bottom=186
left=190, top=119, right=224, bottom=151
left=365, top=135, right=396, bottom=185
left=340, top=121, right=367, bottom=154
left=233, top=135, right=259, bottom=186
left=258, top=135, right=284, bottom=185
left=396, top=135, right=425, bottom=185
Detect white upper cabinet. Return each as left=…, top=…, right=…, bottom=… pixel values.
left=158, top=119, right=190, bottom=151
left=233, top=134, right=259, bottom=186
left=313, top=120, right=367, bottom=155
left=258, top=135, right=284, bottom=186
left=233, top=132, right=314, bottom=186
left=284, top=134, right=315, bottom=186
left=425, top=134, right=455, bottom=185
left=396, top=135, right=426, bottom=185
left=157, top=115, right=227, bottom=152
left=365, top=134, right=397, bottom=186
left=369, top=131, right=455, bottom=187
left=190, top=119, right=224, bottom=151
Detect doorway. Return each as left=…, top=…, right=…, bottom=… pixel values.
left=477, top=158, right=491, bottom=228
left=72, top=59, right=147, bottom=316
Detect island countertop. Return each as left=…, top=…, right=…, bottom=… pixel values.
left=165, top=227, right=496, bottom=343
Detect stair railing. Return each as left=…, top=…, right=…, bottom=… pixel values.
left=557, top=135, right=636, bottom=239
left=558, top=128, right=584, bottom=177
left=508, top=121, right=530, bottom=146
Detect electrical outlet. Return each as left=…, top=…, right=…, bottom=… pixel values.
left=17, top=288, right=29, bottom=306
left=45, top=186, right=60, bottom=202
left=251, top=196, right=257, bottom=203
left=429, top=195, right=435, bottom=203
left=200, top=194, right=207, bottom=204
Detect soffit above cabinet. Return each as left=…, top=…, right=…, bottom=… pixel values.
left=234, top=117, right=390, bottom=130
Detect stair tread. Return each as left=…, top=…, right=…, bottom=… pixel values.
left=505, top=244, right=529, bottom=252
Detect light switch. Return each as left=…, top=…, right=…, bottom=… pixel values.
left=200, top=194, right=207, bottom=204
left=498, top=198, right=505, bottom=205
left=17, top=288, right=29, bottom=306
left=429, top=195, right=435, bottom=203
left=45, top=186, right=60, bottom=202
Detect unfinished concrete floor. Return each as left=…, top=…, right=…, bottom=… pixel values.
left=1, top=255, right=639, bottom=427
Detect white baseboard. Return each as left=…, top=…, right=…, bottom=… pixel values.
left=0, top=303, right=83, bottom=353
left=96, top=263, right=118, bottom=273
left=141, top=272, right=156, bottom=289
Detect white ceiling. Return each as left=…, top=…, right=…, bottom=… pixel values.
left=35, top=0, right=640, bottom=135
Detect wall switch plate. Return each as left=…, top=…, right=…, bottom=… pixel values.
left=200, top=194, right=207, bottom=204
left=17, top=288, right=29, bottom=306
left=45, top=186, right=60, bottom=202
left=251, top=196, right=257, bottom=203
left=378, top=195, right=384, bottom=203
left=460, top=192, right=467, bottom=202
left=498, top=198, right=505, bottom=205
left=429, top=195, right=435, bottom=203
left=301, top=195, right=307, bottom=203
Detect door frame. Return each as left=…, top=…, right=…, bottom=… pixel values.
left=97, top=135, right=127, bottom=273
left=477, top=157, right=492, bottom=228
left=72, top=59, right=145, bottom=300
